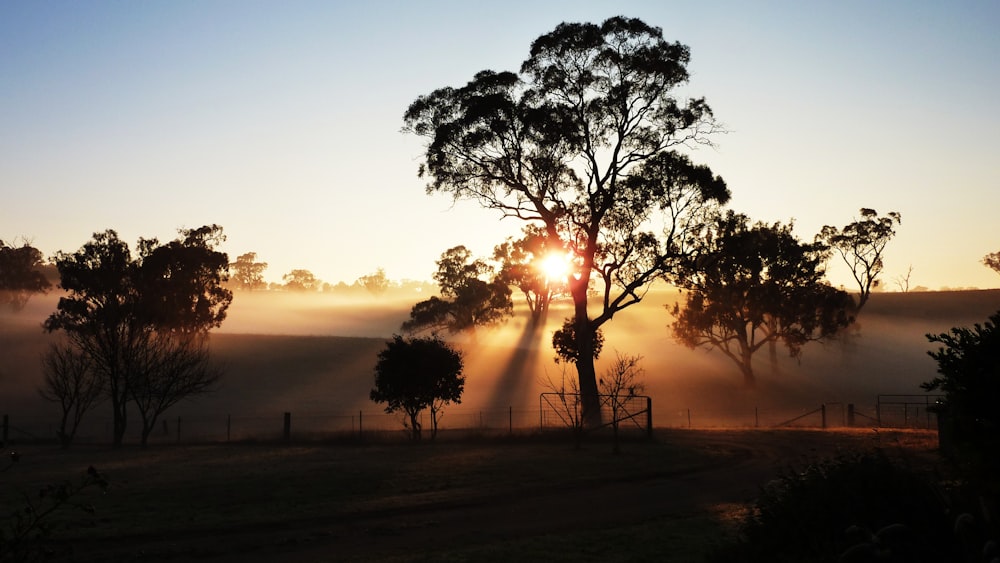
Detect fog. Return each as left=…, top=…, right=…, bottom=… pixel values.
left=4, top=288, right=1000, bottom=432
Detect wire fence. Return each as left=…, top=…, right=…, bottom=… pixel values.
left=1, top=396, right=940, bottom=446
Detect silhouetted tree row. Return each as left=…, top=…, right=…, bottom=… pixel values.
left=0, top=239, right=51, bottom=311
left=42, top=226, right=231, bottom=447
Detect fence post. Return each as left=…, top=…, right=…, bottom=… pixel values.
left=227, top=414, right=231, bottom=442
left=847, top=404, right=855, bottom=427
left=755, top=406, right=759, bottom=428
left=283, top=412, right=291, bottom=441
left=646, top=397, right=653, bottom=439
left=2, top=414, right=8, bottom=444
left=509, top=406, right=513, bottom=435
left=821, top=404, right=827, bottom=429
left=687, top=408, right=692, bottom=429
left=176, top=416, right=181, bottom=443
left=358, top=410, right=363, bottom=439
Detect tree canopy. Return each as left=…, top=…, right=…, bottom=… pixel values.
left=819, top=208, right=901, bottom=310
left=402, top=246, right=512, bottom=336
left=404, top=17, right=728, bottom=423
left=671, top=212, right=855, bottom=387
left=229, top=252, right=269, bottom=291
left=357, top=268, right=390, bottom=296
left=983, top=251, right=1000, bottom=276
left=370, top=334, right=465, bottom=440
left=493, top=225, right=567, bottom=325
left=282, top=269, right=320, bottom=292
left=0, top=239, right=51, bottom=312
left=44, top=226, right=231, bottom=446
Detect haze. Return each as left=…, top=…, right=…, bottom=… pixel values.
left=6, top=287, right=1000, bottom=434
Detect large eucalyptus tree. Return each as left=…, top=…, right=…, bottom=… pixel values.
left=404, top=17, right=728, bottom=423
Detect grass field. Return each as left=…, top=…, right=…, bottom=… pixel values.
left=0, top=428, right=939, bottom=562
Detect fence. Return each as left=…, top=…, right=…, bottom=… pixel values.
left=1, top=394, right=940, bottom=446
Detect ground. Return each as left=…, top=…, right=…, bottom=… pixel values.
left=1, top=428, right=938, bottom=562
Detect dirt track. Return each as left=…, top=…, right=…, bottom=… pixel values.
left=55, top=429, right=914, bottom=562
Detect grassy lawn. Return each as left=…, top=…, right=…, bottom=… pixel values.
left=1, top=433, right=747, bottom=560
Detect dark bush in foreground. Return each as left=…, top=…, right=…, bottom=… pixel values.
left=709, top=451, right=958, bottom=562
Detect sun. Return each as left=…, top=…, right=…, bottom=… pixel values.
left=539, top=251, right=571, bottom=282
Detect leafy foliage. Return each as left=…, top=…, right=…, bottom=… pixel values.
left=711, top=451, right=951, bottom=563
left=819, top=208, right=901, bottom=310
left=370, top=335, right=464, bottom=440
left=356, top=267, right=390, bottom=296
left=229, top=252, right=268, bottom=291
left=493, top=225, right=566, bottom=325
left=924, top=310, right=1000, bottom=488
left=0, top=239, right=50, bottom=312
left=551, top=317, right=604, bottom=365
left=1, top=461, right=109, bottom=563
left=983, top=251, right=1000, bottom=276
left=44, top=226, right=231, bottom=446
left=671, top=212, right=855, bottom=386
left=282, top=269, right=320, bottom=291
left=402, top=246, right=512, bottom=336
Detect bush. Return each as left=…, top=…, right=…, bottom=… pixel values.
left=710, top=450, right=952, bottom=562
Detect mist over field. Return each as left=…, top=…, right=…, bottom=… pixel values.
left=4, top=288, right=1000, bottom=432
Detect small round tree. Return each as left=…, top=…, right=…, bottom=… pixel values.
left=370, top=335, right=464, bottom=440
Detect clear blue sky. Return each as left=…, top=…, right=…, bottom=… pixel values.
left=3, top=1, right=998, bottom=290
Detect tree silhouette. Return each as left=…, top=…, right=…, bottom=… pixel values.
left=493, top=225, right=566, bottom=326
left=44, top=226, right=231, bottom=447
left=983, top=251, right=1000, bottom=276
left=38, top=342, right=104, bottom=448
left=357, top=268, right=390, bottom=296
left=0, top=239, right=51, bottom=312
left=229, top=252, right=268, bottom=291
left=923, top=310, right=1000, bottom=486
left=402, top=246, right=512, bottom=336
left=404, top=17, right=728, bottom=424
left=282, top=269, right=320, bottom=292
left=819, top=208, right=901, bottom=310
left=671, top=212, right=855, bottom=387
left=370, top=335, right=464, bottom=440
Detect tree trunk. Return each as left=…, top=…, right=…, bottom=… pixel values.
left=572, top=290, right=601, bottom=428
left=111, top=396, right=127, bottom=447
left=740, top=347, right=756, bottom=388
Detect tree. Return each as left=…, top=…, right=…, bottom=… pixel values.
left=923, top=310, right=1000, bottom=482
left=671, top=212, right=855, bottom=387
left=282, top=269, right=320, bottom=291
left=894, top=264, right=915, bottom=293
left=370, top=335, right=465, bottom=440
left=38, top=342, right=104, bottom=448
left=493, top=225, right=567, bottom=325
left=0, top=239, right=51, bottom=312
left=44, top=226, right=231, bottom=447
left=402, top=246, right=512, bottom=336
left=983, top=251, right=1000, bottom=276
left=599, top=352, right=646, bottom=454
left=129, top=332, right=220, bottom=446
left=404, top=17, right=729, bottom=424
left=357, top=268, right=391, bottom=296
left=229, top=252, right=268, bottom=291
left=819, top=208, right=901, bottom=311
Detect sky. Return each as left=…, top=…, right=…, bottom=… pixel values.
left=2, top=1, right=999, bottom=291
